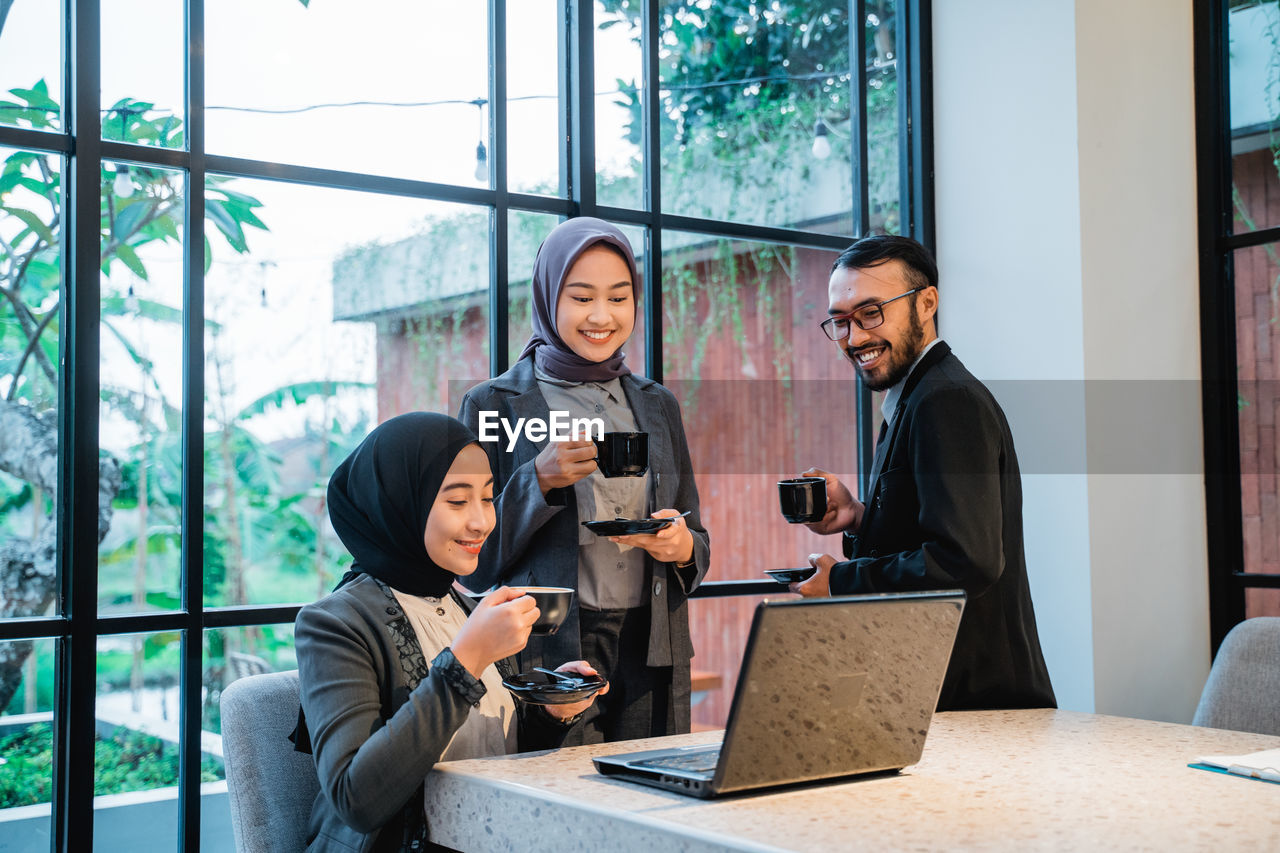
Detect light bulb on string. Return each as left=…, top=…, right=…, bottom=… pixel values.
left=812, top=119, right=831, bottom=160
left=125, top=281, right=140, bottom=313
left=472, top=97, right=489, bottom=184
left=113, top=165, right=135, bottom=198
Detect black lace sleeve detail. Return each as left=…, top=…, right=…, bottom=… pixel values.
left=433, top=647, right=487, bottom=707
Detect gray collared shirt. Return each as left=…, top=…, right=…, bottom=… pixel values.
left=880, top=338, right=944, bottom=428
left=535, top=366, right=649, bottom=609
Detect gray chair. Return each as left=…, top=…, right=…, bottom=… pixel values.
left=221, top=670, right=319, bottom=852
left=1192, top=617, right=1280, bottom=736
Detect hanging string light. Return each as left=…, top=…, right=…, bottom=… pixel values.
left=113, top=165, right=135, bottom=198
left=112, top=107, right=136, bottom=197
left=472, top=98, right=489, bottom=183
left=811, top=118, right=831, bottom=159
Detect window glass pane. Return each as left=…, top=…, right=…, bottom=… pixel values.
left=1229, top=0, right=1280, bottom=234
left=660, top=232, right=851, bottom=584
left=0, top=1, right=61, bottom=133
left=99, top=162, right=185, bottom=615
left=657, top=3, right=853, bottom=234
left=508, top=0, right=561, bottom=195
left=93, top=631, right=197, bottom=852
left=206, top=0, right=490, bottom=183
left=1245, top=586, right=1280, bottom=618
left=595, top=1, right=644, bottom=209
left=101, top=0, right=184, bottom=148
left=0, top=149, right=62, bottom=621
left=201, top=625, right=296, bottom=851
left=688, top=594, right=781, bottom=729
left=0, top=637, right=56, bottom=848
left=204, top=179, right=488, bottom=606
left=866, top=0, right=900, bottom=234
left=202, top=624, right=296, bottom=739
left=507, top=210, right=562, bottom=370
left=1235, top=242, right=1280, bottom=576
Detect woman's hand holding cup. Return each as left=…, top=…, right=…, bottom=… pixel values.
left=534, top=439, right=598, bottom=493
left=451, top=587, right=539, bottom=678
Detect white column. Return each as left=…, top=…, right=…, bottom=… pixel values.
left=932, top=0, right=1208, bottom=721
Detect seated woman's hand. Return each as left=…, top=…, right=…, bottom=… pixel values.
left=542, top=660, right=610, bottom=721
left=451, top=587, right=539, bottom=677
left=607, top=508, right=694, bottom=564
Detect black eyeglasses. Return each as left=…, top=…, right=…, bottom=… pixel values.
left=819, top=287, right=923, bottom=341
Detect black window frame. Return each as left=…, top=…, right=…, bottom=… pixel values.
left=1194, top=0, right=1280, bottom=653
left=0, top=1, right=935, bottom=848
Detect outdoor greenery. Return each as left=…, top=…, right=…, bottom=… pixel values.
left=0, top=722, right=221, bottom=809
left=0, top=78, right=368, bottom=717
left=600, top=0, right=900, bottom=230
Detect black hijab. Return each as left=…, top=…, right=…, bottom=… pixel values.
left=327, top=412, right=481, bottom=598
left=518, top=216, right=640, bottom=382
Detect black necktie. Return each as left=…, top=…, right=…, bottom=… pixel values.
left=869, top=418, right=890, bottom=483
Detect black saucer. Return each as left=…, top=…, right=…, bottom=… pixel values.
left=764, top=567, right=817, bottom=584
left=502, top=670, right=606, bottom=705
left=582, top=517, right=675, bottom=537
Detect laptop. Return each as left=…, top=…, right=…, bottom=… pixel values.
left=592, top=590, right=965, bottom=798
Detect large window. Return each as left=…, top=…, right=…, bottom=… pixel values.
left=1197, top=0, right=1280, bottom=647
left=0, top=1, right=928, bottom=847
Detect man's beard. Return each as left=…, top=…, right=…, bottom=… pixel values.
left=848, top=302, right=926, bottom=392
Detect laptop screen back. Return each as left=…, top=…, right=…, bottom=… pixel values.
left=712, top=591, right=964, bottom=794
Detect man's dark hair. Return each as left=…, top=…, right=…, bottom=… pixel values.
left=831, top=234, right=938, bottom=292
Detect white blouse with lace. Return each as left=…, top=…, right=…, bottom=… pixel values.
left=391, top=588, right=518, bottom=762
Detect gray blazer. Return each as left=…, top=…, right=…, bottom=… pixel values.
left=458, top=359, right=709, bottom=708
left=294, top=573, right=568, bottom=852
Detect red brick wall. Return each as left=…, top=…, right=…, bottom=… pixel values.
left=1234, top=147, right=1280, bottom=618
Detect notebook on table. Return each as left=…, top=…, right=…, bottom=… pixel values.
left=592, top=590, right=965, bottom=799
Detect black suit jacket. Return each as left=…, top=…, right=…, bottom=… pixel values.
left=831, top=342, right=1056, bottom=711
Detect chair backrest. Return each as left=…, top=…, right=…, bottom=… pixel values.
left=1192, top=617, right=1280, bottom=736
left=221, top=670, right=319, bottom=853
left=228, top=651, right=274, bottom=681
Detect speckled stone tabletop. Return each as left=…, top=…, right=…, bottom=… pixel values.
left=424, top=710, right=1280, bottom=852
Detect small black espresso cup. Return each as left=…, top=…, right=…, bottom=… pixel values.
left=777, top=477, right=827, bottom=523
left=594, top=431, right=649, bottom=477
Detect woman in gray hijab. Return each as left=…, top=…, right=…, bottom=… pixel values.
left=459, top=217, right=710, bottom=743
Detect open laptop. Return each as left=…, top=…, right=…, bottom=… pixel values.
left=592, top=590, right=965, bottom=798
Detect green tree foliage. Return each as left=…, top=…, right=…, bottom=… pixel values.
left=0, top=81, right=366, bottom=715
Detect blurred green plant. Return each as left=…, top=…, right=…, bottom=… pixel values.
left=0, top=722, right=221, bottom=809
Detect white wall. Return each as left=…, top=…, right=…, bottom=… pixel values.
left=933, top=0, right=1209, bottom=722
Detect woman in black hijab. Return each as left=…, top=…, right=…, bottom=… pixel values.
left=294, top=412, right=604, bottom=851
left=458, top=218, right=709, bottom=744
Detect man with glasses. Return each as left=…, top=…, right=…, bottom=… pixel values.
left=793, top=234, right=1056, bottom=711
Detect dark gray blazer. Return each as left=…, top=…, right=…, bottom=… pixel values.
left=294, top=573, right=568, bottom=852
left=831, top=342, right=1056, bottom=711
left=458, top=358, right=709, bottom=715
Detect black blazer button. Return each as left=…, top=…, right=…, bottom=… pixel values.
left=869, top=549, right=879, bottom=557
left=385, top=606, right=398, bottom=616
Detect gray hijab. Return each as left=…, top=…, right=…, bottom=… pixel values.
left=518, top=217, right=639, bottom=382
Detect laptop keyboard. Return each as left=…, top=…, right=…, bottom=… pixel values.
left=634, top=748, right=721, bottom=775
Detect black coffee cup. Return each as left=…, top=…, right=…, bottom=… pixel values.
left=778, top=477, right=826, bottom=523
left=515, top=587, right=575, bottom=635
left=594, top=431, right=649, bottom=478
